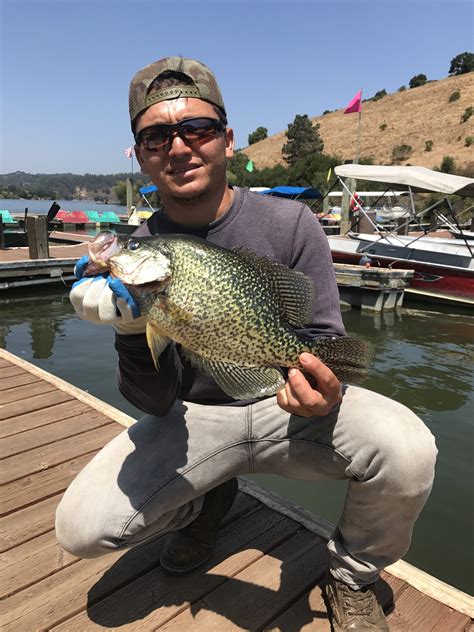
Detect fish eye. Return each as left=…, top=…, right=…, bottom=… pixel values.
left=127, top=239, right=140, bottom=251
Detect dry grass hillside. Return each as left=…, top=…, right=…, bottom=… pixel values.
left=244, top=73, right=474, bottom=173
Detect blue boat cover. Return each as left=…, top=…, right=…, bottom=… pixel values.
left=140, top=184, right=158, bottom=195
left=259, top=186, right=321, bottom=199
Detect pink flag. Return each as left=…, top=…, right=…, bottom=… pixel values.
left=124, top=146, right=134, bottom=158
left=344, top=90, right=362, bottom=114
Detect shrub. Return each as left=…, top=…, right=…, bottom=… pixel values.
left=409, top=74, right=427, bottom=88
left=373, top=89, right=387, bottom=101
left=460, top=106, right=473, bottom=123
left=322, top=110, right=332, bottom=115
left=392, top=144, right=413, bottom=162
left=425, top=140, right=433, bottom=152
left=449, top=90, right=461, bottom=103
left=379, top=122, right=387, bottom=131
left=440, top=156, right=456, bottom=174
left=398, top=85, right=406, bottom=92
left=465, top=136, right=474, bottom=147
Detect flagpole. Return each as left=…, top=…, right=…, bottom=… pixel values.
left=355, top=109, right=362, bottom=164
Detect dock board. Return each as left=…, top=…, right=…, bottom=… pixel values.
left=0, top=349, right=472, bottom=631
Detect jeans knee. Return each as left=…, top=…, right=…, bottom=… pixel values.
left=376, top=421, right=437, bottom=496
left=55, top=490, right=117, bottom=559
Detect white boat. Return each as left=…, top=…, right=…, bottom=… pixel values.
left=329, top=165, right=474, bottom=305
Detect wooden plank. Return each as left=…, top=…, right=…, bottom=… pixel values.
left=0, top=389, right=73, bottom=421
left=0, top=349, right=137, bottom=429
left=0, top=372, right=41, bottom=390
left=1, top=530, right=78, bottom=599
left=1, top=423, right=121, bottom=484
left=1, top=409, right=115, bottom=458
left=49, top=503, right=299, bottom=631
left=0, top=365, right=26, bottom=378
left=0, top=379, right=57, bottom=404
left=159, top=528, right=328, bottom=631
left=0, top=399, right=90, bottom=438
left=0, top=358, right=12, bottom=368
left=386, top=558, right=474, bottom=618
left=1, top=451, right=101, bottom=515
left=386, top=581, right=471, bottom=631
left=0, top=494, right=60, bottom=552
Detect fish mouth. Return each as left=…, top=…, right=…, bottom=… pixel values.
left=109, top=256, right=171, bottom=293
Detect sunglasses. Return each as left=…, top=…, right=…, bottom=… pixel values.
left=135, top=117, right=226, bottom=152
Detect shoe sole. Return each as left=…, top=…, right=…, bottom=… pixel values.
left=160, top=548, right=215, bottom=575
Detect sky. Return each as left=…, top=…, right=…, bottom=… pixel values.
left=1, top=0, right=473, bottom=175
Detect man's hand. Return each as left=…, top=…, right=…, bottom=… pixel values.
left=277, top=352, right=342, bottom=417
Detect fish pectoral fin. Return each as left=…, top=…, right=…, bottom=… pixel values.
left=146, top=322, right=171, bottom=370
left=182, top=349, right=285, bottom=400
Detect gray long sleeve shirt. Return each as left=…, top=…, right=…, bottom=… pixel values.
left=115, top=186, right=345, bottom=415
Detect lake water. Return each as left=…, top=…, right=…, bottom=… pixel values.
left=1, top=286, right=472, bottom=594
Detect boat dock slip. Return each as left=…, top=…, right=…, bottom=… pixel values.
left=1, top=349, right=472, bottom=631
left=334, top=263, right=414, bottom=311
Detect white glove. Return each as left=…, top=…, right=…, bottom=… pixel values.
left=70, top=257, right=146, bottom=335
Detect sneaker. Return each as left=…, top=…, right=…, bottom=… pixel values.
left=160, top=477, right=239, bottom=574
left=324, top=571, right=390, bottom=631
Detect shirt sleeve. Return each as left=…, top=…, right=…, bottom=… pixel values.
left=290, top=204, right=346, bottom=339
left=114, top=332, right=182, bottom=416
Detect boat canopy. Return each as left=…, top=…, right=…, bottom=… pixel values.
left=258, top=186, right=322, bottom=199
left=334, top=165, right=474, bottom=198
left=139, top=184, right=158, bottom=195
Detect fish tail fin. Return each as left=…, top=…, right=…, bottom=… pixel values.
left=310, top=336, right=372, bottom=384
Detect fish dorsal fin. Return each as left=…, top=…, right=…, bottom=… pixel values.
left=183, top=348, right=285, bottom=400
left=232, top=248, right=314, bottom=327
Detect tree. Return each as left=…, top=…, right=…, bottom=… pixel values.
left=248, top=126, right=268, bottom=145
left=372, top=89, right=387, bottom=101
left=409, top=74, right=427, bottom=88
left=282, top=114, right=324, bottom=166
left=449, top=52, right=474, bottom=76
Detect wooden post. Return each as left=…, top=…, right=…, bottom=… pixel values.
left=0, top=220, right=5, bottom=250
left=340, top=176, right=356, bottom=234
left=26, top=216, right=49, bottom=259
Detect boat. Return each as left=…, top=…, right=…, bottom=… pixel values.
left=328, top=165, right=474, bottom=306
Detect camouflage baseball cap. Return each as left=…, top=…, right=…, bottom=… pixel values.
left=129, top=56, right=227, bottom=130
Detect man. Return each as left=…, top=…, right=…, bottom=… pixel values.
left=57, top=56, right=437, bottom=631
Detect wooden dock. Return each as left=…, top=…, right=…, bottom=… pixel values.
left=334, top=263, right=415, bottom=311
left=0, top=234, right=90, bottom=290
left=0, top=349, right=473, bottom=630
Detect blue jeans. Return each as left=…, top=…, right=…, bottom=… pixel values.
left=55, top=385, right=437, bottom=588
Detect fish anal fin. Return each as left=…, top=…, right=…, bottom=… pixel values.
left=183, top=348, right=285, bottom=400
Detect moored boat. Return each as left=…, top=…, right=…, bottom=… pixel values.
left=329, top=165, right=474, bottom=306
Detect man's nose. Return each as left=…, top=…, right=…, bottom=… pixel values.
left=167, top=132, right=192, bottom=155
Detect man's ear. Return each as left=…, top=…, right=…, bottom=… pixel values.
left=225, top=127, right=234, bottom=159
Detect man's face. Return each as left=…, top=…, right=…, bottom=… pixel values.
left=134, top=98, right=234, bottom=204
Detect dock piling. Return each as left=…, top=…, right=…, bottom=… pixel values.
left=26, top=216, right=49, bottom=259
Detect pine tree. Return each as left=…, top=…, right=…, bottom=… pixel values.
left=282, top=115, right=324, bottom=166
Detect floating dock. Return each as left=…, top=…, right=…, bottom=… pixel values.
left=1, top=349, right=472, bottom=630
left=334, top=263, right=415, bottom=311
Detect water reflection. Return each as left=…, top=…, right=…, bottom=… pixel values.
left=1, top=288, right=74, bottom=359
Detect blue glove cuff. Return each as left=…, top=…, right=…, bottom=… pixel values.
left=108, top=277, right=141, bottom=318
left=74, top=255, right=91, bottom=280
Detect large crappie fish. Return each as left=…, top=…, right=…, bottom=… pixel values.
left=87, top=231, right=370, bottom=399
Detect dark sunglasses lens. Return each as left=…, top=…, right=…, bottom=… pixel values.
left=138, top=118, right=223, bottom=151
left=140, top=127, right=170, bottom=150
